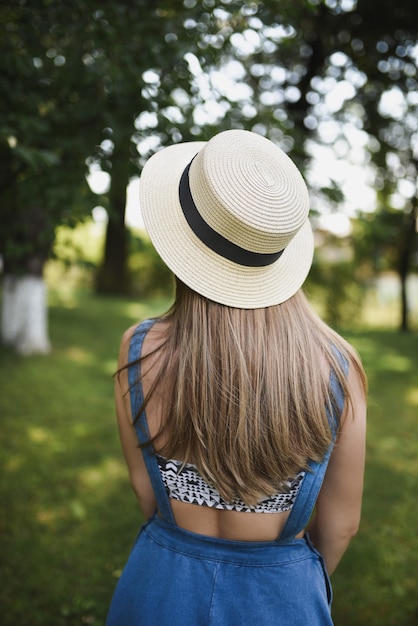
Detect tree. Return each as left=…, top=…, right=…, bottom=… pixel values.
left=0, top=0, right=237, bottom=351
left=0, top=1, right=98, bottom=353
left=156, top=0, right=417, bottom=332
left=1, top=0, right=268, bottom=354
left=238, top=0, right=418, bottom=329
left=340, top=0, right=418, bottom=330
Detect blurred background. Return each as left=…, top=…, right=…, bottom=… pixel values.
left=1, top=1, right=417, bottom=624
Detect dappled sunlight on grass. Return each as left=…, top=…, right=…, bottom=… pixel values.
left=376, top=436, right=401, bottom=453
left=5, top=455, right=23, bottom=472
left=346, top=334, right=414, bottom=373
left=26, top=425, right=66, bottom=453
left=36, top=507, right=62, bottom=526
left=357, top=331, right=418, bottom=476
left=27, top=425, right=49, bottom=443
left=79, top=458, right=127, bottom=492
left=122, top=298, right=172, bottom=322
left=65, top=346, right=95, bottom=364
left=33, top=458, right=128, bottom=531
left=373, top=436, right=418, bottom=470
left=347, top=336, right=377, bottom=356
left=69, top=500, right=88, bottom=520
left=103, top=359, right=118, bottom=376
left=406, top=387, right=418, bottom=406
left=123, top=301, right=151, bottom=321
left=377, top=352, right=412, bottom=372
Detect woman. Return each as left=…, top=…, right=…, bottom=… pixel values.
left=106, top=130, right=367, bottom=625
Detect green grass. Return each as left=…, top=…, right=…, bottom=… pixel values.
left=1, top=289, right=417, bottom=625
left=0, top=289, right=171, bottom=626
left=331, top=330, right=418, bottom=625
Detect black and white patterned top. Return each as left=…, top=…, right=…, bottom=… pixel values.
left=156, top=455, right=305, bottom=513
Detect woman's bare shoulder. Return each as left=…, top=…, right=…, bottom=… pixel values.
left=118, top=323, right=139, bottom=367
left=118, top=319, right=170, bottom=363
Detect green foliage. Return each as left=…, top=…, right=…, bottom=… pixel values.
left=306, top=259, right=365, bottom=327
left=128, top=229, right=174, bottom=299
left=353, top=207, right=407, bottom=275
left=53, top=222, right=103, bottom=266
left=0, top=291, right=417, bottom=625
left=1, top=0, right=417, bottom=322
left=0, top=0, right=100, bottom=273
left=47, top=221, right=174, bottom=298
left=12, top=145, right=60, bottom=171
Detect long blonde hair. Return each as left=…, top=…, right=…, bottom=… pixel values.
left=132, top=279, right=367, bottom=506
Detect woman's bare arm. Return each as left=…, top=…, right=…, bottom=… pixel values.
left=307, top=363, right=367, bottom=575
left=114, top=326, right=157, bottom=520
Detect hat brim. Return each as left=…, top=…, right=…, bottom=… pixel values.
left=140, top=141, right=314, bottom=309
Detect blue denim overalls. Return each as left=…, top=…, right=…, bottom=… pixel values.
left=106, top=319, right=345, bottom=625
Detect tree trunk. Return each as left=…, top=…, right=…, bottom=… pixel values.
left=1, top=274, right=51, bottom=355
left=398, top=199, right=417, bottom=332
left=96, top=135, right=131, bottom=295
left=400, top=272, right=408, bottom=332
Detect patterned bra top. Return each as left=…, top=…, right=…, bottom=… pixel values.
left=156, top=455, right=305, bottom=514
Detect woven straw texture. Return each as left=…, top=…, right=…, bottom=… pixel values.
left=140, top=130, right=314, bottom=309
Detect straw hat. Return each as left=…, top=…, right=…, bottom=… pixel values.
left=140, top=129, right=313, bottom=309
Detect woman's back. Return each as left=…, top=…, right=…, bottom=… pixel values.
left=116, top=293, right=364, bottom=546
left=106, top=129, right=367, bottom=625
left=136, top=317, right=305, bottom=542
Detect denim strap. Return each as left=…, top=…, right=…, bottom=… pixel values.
left=278, top=361, right=347, bottom=543
left=128, top=319, right=176, bottom=525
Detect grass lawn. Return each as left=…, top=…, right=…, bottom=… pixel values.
left=0, top=288, right=417, bottom=625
